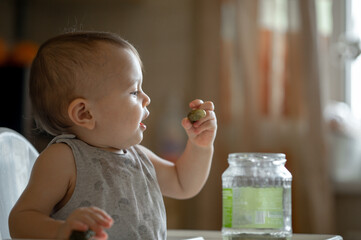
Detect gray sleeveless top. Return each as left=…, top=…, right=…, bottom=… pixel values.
left=49, top=134, right=166, bottom=240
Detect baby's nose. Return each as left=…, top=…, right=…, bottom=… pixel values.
left=143, top=92, right=151, bottom=106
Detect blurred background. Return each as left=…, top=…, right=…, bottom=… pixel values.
left=1, top=0, right=361, bottom=239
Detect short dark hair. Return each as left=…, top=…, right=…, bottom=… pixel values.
left=29, top=31, right=141, bottom=136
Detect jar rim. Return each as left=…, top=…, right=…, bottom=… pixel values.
left=228, top=152, right=286, bottom=164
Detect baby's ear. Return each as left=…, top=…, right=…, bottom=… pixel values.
left=67, top=98, right=95, bottom=130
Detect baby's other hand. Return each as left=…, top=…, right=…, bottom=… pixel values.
left=182, top=99, right=217, bottom=148
left=57, top=206, right=113, bottom=240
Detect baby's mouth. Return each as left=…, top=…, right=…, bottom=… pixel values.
left=140, top=122, right=146, bottom=129
left=140, top=111, right=149, bottom=129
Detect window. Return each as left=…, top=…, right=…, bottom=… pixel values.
left=349, top=0, right=361, bottom=120
left=321, top=0, right=361, bottom=184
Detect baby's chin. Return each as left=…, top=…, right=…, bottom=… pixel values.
left=119, top=136, right=145, bottom=150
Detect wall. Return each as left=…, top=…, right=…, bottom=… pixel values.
left=335, top=187, right=361, bottom=240
left=1, top=0, right=197, bottom=152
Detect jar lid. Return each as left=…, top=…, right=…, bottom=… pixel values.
left=228, top=152, right=286, bottom=165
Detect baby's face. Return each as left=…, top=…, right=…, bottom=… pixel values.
left=89, top=44, right=150, bottom=151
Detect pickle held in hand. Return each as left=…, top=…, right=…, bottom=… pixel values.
left=69, top=230, right=95, bottom=240
left=187, top=109, right=206, bottom=123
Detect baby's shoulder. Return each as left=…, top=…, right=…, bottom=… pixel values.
left=42, top=142, right=73, bottom=157
left=35, top=143, right=75, bottom=170
left=20, top=143, right=77, bottom=206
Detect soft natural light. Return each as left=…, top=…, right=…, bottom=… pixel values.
left=350, top=0, right=361, bottom=120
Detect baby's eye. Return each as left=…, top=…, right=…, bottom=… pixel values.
left=131, top=91, right=140, bottom=96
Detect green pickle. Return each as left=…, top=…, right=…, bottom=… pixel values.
left=188, top=109, right=206, bottom=123
left=69, top=230, right=95, bottom=240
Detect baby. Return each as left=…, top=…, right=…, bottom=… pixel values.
left=9, top=31, right=217, bottom=239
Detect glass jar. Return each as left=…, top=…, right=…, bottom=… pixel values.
left=222, top=153, right=292, bottom=239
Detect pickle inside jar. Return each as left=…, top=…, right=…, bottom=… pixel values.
left=187, top=109, right=206, bottom=123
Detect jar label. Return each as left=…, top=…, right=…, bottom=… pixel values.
left=222, top=187, right=284, bottom=229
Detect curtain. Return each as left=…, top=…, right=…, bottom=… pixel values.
left=165, top=0, right=335, bottom=234
left=219, top=0, right=335, bottom=234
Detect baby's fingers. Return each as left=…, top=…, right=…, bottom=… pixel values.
left=189, top=100, right=215, bottom=111
left=65, top=207, right=113, bottom=239
left=88, top=207, right=113, bottom=228
left=182, top=113, right=216, bottom=137
left=82, top=208, right=113, bottom=234
left=68, top=220, right=89, bottom=232
left=189, top=99, right=204, bottom=109
left=93, top=230, right=108, bottom=240
left=200, top=101, right=215, bottom=111
left=192, top=110, right=216, bottom=128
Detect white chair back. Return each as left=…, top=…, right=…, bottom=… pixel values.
left=0, top=128, right=38, bottom=239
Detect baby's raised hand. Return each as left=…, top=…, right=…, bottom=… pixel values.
left=182, top=99, right=217, bottom=148
left=57, top=206, right=113, bottom=240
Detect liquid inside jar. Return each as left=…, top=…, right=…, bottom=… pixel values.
left=222, top=153, right=292, bottom=239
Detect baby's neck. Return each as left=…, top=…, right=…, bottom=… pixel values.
left=98, top=146, right=127, bottom=154
left=68, top=128, right=128, bottom=154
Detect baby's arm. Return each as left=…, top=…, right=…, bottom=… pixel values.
left=141, top=99, right=217, bottom=199
left=9, top=143, right=112, bottom=239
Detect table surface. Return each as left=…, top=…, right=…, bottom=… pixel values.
left=3, top=230, right=343, bottom=240
left=167, top=230, right=343, bottom=240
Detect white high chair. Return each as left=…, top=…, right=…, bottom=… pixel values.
left=0, top=127, right=38, bottom=239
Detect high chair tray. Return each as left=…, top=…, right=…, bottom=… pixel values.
left=166, top=230, right=343, bottom=240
